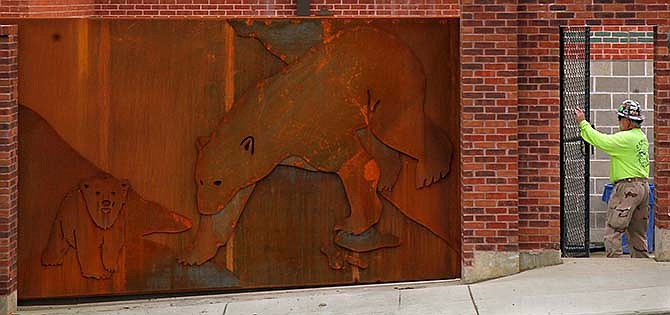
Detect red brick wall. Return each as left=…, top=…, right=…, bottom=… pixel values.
left=94, top=0, right=460, bottom=17
left=460, top=0, right=519, bottom=266
left=517, top=1, right=670, bottom=253
left=517, top=3, right=562, bottom=254
left=0, top=1, right=28, bottom=17
left=590, top=26, right=654, bottom=60
left=0, top=24, right=17, bottom=296
left=655, top=27, right=670, bottom=230
left=0, top=0, right=27, bottom=17
left=0, top=0, right=95, bottom=17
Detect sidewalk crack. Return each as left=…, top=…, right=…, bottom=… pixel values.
left=467, top=285, right=480, bottom=315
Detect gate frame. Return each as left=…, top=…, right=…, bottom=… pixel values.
left=559, top=26, right=591, bottom=258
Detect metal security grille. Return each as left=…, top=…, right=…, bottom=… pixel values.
left=559, top=26, right=591, bottom=258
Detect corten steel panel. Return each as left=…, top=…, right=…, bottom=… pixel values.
left=10, top=18, right=461, bottom=299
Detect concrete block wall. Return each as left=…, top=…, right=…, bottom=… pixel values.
left=589, top=58, right=654, bottom=245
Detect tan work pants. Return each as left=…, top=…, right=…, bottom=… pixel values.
left=604, top=180, right=650, bottom=258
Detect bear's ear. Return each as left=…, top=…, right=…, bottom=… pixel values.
left=79, top=181, right=91, bottom=191
left=196, top=136, right=211, bottom=152
left=240, top=136, right=255, bottom=155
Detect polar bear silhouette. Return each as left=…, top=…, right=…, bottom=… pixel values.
left=179, top=27, right=452, bottom=266
left=42, top=173, right=192, bottom=279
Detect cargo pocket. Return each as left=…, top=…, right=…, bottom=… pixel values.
left=607, top=206, right=632, bottom=230
left=606, top=184, right=641, bottom=230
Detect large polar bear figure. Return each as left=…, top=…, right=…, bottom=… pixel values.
left=179, top=27, right=452, bottom=265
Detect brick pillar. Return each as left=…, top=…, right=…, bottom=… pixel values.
left=0, top=25, right=18, bottom=315
left=654, top=26, right=670, bottom=262
left=460, top=0, right=520, bottom=283
left=515, top=4, right=562, bottom=270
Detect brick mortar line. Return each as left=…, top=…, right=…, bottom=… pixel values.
left=591, top=76, right=654, bottom=78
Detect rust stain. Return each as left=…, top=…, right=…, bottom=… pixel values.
left=75, top=19, right=89, bottom=160
left=320, top=243, right=344, bottom=270
left=226, top=234, right=234, bottom=272
left=321, top=20, right=333, bottom=44
left=206, top=53, right=216, bottom=63
left=97, top=21, right=111, bottom=170
left=363, top=160, right=379, bottom=182
left=351, top=261, right=360, bottom=282
left=76, top=19, right=89, bottom=84
left=224, top=22, right=235, bottom=112
left=346, top=252, right=367, bottom=269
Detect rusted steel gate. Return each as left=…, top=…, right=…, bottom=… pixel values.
left=8, top=19, right=461, bottom=299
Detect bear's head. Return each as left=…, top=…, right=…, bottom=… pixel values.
left=80, top=174, right=130, bottom=230
left=194, top=130, right=276, bottom=215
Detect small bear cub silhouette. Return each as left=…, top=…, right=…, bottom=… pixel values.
left=42, top=173, right=129, bottom=279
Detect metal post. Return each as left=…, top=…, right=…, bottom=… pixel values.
left=584, top=26, right=591, bottom=256
left=559, top=26, right=567, bottom=256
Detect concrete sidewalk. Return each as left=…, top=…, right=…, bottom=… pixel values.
left=17, top=258, right=670, bottom=315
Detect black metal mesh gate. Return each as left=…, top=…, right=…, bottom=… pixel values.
left=560, top=26, right=591, bottom=257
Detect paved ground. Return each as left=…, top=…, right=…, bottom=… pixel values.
left=16, top=258, right=670, bottom=315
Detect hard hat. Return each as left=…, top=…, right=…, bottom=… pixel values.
left=617, top=99, right=644, bottom=121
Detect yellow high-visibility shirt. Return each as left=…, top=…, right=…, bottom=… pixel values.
left=579, top=120, right=649, bottom=183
